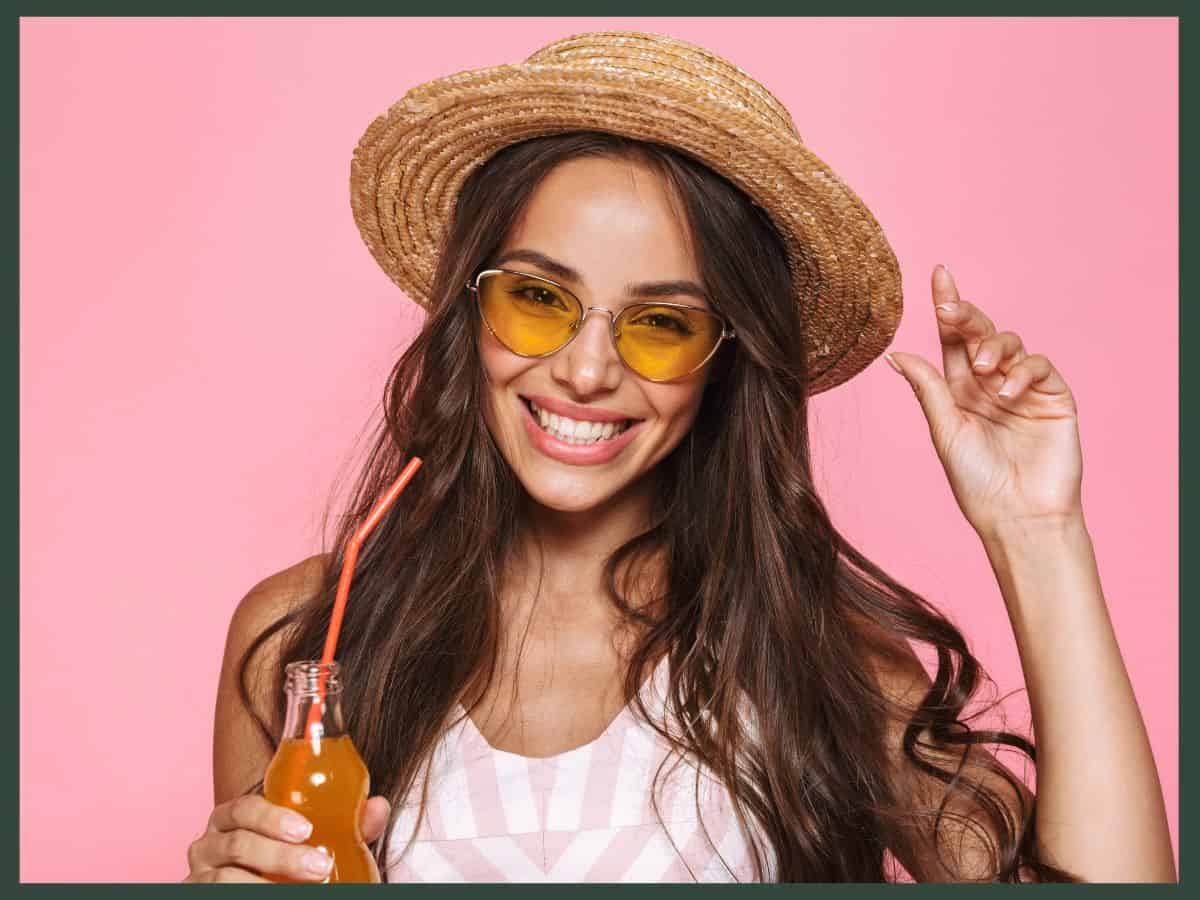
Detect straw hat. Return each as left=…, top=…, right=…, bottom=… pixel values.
left=350, top=29, right=902, bottom=395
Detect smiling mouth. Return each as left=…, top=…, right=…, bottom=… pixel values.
left=520, top=396, right=639, bottom=445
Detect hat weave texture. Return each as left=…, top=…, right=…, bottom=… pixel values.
left=350, top=30, right=903, bottom=395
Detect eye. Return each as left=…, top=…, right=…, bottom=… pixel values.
left=508, top=284, right=569, bottom=310
left=528, top=287, right=559, bottom=305
left=630, top=310, right=696, bottom=336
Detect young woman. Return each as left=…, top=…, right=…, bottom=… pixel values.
left=185, top=31, right=1175, bottom=884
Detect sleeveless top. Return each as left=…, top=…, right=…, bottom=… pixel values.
left=383, top=655, right=777, bottom=882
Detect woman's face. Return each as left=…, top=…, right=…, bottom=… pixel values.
left=479, top=155, right=715, bottom=514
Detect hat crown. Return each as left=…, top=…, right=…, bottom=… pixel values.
left=524, top=30, right=803, bottom=142
left=351, top=29, right=903, bottom=396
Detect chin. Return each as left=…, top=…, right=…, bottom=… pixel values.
left=517, top=468, right=627, bottom=514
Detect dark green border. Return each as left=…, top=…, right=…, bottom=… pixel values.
left=7, top=4, right=1193, bottom=13
left=11, top=7, right=1185, bottom=894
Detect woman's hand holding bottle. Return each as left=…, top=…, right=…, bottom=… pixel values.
left=184, top=794, right=392, bottom=883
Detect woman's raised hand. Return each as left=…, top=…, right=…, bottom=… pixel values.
left=884, top=265, right=1084, bottom=543
left=184, top=793, right=392, bottom=883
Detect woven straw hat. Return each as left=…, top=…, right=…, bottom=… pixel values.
left=350, top=29, right=902, bottom=395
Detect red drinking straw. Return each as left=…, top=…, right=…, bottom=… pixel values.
left=303, top=456, right=423, bottom=740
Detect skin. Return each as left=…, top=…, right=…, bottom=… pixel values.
left=190, top=155, right=717, bottom=881
left=468, top=155, right=719, bottom=756
left=195, top=164, right=1175, bottom=882
left=191, top=558, right=392, bottom=883
left=886, top=266, right=1177, bottom=881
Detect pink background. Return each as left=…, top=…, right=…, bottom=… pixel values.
left=20, top=17, right=1177, bottom=883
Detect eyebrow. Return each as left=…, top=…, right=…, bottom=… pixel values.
left=491, top=249, right=711, bottom=305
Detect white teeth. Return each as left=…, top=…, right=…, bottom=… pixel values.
left=528, top=399, right=631, bottom=445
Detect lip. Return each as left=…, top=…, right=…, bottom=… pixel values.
left=519, top=395, right=642, bottom=465
left=521, top=393, right=640, bottom=424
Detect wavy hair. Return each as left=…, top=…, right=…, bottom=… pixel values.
left=236, top=131, right=1080, bottom=882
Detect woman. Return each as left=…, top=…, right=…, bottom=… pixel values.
left=185, top=31, right=1175, bottom=883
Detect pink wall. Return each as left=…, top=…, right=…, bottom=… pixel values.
left=20, top=17, right=1177, bottom=882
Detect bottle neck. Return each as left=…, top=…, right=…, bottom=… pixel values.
left=280, top=661, right=348, bottom=742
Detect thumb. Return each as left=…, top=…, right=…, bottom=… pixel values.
left=885, top=352, right=960, bottom=443
left=360, top=795, right=392, bottom=844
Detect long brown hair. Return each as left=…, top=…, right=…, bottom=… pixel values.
left=237, top=131, right=1079, bottom=882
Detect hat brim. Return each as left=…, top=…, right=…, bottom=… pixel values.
left=351, top=61, right=902, bottom=395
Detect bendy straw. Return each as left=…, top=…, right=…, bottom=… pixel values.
left=304, top=455, right=423, bottom=739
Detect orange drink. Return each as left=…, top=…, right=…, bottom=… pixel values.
left=263, top=661, right=375, bottom=883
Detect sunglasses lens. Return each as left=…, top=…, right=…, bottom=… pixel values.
left=477, top=271, right=580, bottom=355
left=615, top=304, right=724, bottom=381
left=476, top=271, right=725, bottom=381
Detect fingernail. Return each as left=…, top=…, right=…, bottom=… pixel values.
left=935, top=302, right=957, bottom=314
left=283, top=814, right=313, bottom=840
left=973, top=353, right=992, bottom=369
left=305, top=849, right=334, bottom=875
left=997, top=380, right=1014, bottom=397
left=884, top=353, right=903, bottom=374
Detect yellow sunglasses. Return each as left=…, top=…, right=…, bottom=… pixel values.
left=467, top=268, right=736, bottom=383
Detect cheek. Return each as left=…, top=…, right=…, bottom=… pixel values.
left=478, top=329, right=536, bottom=436
left=478, top=324, right=522, bottom=390
left=648, top=381, right=708, bottom=435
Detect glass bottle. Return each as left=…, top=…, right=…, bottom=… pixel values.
left=262, top=660, right=375, bottom=883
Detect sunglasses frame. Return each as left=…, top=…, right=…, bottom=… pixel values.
left=465, top=268, right=737, bottom=383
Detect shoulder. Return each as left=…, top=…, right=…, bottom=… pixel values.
left=213, top=553, right=333, bottom=803
left=846, top=608, right=1035, bottom=881
left=845, top=607, right=931, bottom=711
left=229, top=552, right=332, bottom=641
left=223, top=551, right=333, bottom=701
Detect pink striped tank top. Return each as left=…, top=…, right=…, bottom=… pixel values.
left=384, top=654, right=776, bottom=882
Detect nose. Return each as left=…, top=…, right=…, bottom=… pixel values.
left=551, top=306, right=623, bottom=396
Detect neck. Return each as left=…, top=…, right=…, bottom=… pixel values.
left=505, top=474, right=664, bottom=623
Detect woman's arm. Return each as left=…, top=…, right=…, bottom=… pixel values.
left=877, top=514, right=1176, bottom=883
left=883, top=265, right=1175, bottom=882
left=979, top=512, right=1175, bottom=882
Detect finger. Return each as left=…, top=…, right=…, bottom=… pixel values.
left=995, top=353, right=1070, bottom=401
left=208, top=793, right=313, bottom=844
left=361, top=795, right=393, bottom=845
left=934, top=297, right=998, bottom=345
left=885, top=351, right=962, bottom=446
left=932, top=266, right=997, bottom=383
left=192, top=828, right=335, bottom=882
left=970, top=330, right=1026, bottom=376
